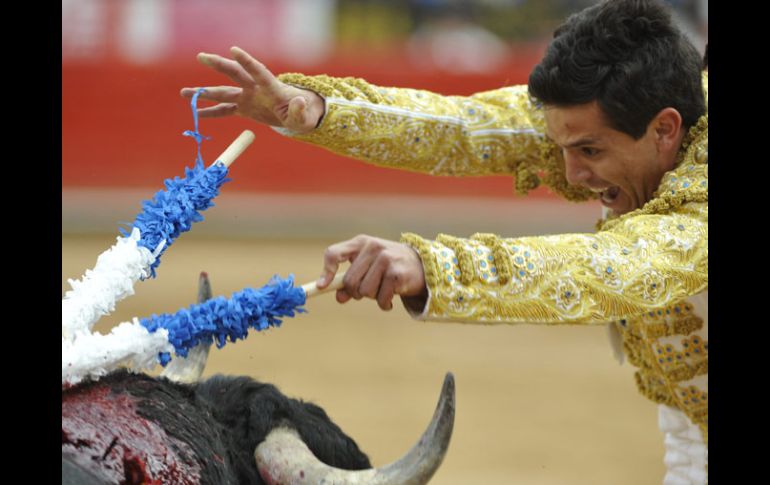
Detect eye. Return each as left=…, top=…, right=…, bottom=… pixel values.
left=581, top=147, right=600, bottom=157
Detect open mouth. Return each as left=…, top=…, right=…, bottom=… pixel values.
left=600, top=186, right=620, bottom=205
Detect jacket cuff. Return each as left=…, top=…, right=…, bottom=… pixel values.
left=400, top=232, right=446, bottom=319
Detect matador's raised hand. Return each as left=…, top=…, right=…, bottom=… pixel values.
left=180, top=46, right=325, bottom=134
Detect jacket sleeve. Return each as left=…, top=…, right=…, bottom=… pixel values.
left=399, top=199, right=708, bottom=325
left=275, top=73, right=594, bottom=201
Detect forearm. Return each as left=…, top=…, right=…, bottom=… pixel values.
left=276, top=73, right=563, bottom=190
left=400, top=205, right=708, bottom=324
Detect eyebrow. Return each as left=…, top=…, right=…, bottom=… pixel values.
left=561, top=137, right=601, bottom=148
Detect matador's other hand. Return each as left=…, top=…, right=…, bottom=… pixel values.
left=317, top=235, right=427, bottom=311
left=180, top=46, right=325, bottom=134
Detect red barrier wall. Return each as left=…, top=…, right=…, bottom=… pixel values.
left=63, top=50, right=559, bottom=199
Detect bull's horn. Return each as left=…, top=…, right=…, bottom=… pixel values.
left=255, top=372, right=455, bottom=485
left=160, top=272, right=213, bottom=384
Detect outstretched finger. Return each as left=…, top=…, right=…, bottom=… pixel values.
left=319, top=238, right=365, bottom=289
left=230, top=46, right=280, bottom=92
left=180, top=86, right=242, bottom=103
left=197, top=103, right=238, bottom=118
left=197, top=52, right=255, bottom=88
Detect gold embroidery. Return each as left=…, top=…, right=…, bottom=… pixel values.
left=640, top=301, right=704, bottom=338
left=671, top=384, right=708, bottom=442
left=278, top=70, right=709, bottom=442
left=613, top=306, right=708, bottom=439
left=279, top=73, right=385, bottom=103
left=401, top=233, right=441, bottom=291
left=436, top=234, right=476, bottom=285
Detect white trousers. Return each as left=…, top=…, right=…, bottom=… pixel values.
left=658, top=405, right=708, bottom=484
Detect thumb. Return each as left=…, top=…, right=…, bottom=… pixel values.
left=287, top=96, right=309, bottom=132
left=317, top=267, right=336, bottom=289
left=317, top=257, right=341, bottom=289
left=318, top=237, right=362, bottom=289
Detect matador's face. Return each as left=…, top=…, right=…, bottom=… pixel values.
left=543, top=102, right=681, bottom=216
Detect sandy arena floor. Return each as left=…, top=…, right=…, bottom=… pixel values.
left=63, top=233, right=666, bottom=484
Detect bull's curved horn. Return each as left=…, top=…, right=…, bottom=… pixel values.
left=255, top=372, right=455, bottom=485
left=160, top=272, right=213, bottom=384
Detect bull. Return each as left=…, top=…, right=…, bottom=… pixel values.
left=62, top=272, right=455, bottom=485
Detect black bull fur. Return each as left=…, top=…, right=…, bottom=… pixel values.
left=62, top=369, right=372, bottom=484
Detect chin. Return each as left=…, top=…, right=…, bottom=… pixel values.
left=603, top=197, right=633, bottom=216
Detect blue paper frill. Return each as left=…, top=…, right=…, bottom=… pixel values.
left=122, top=160, right=230, bottom=277
left=139, top=275, right=307, bottom=366
left=120, top=87, right=230, bottom=277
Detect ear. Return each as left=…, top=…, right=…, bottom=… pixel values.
left=652, top=108, right=683, bottom=151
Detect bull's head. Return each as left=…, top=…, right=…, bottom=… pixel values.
left=62, top=272, right=455, bottom=485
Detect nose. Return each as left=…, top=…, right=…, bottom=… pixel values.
left=563, top=150, right=592, bottom=186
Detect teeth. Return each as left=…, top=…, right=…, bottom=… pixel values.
left=588, top=187, right=609, bottom=193
left=601, top=187, right=619, bottom=203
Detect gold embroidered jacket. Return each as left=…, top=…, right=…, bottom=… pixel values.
left=276, top=72, right=709, bottom=441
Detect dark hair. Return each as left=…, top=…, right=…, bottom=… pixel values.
left=528, top=0, right=706, bottom=139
